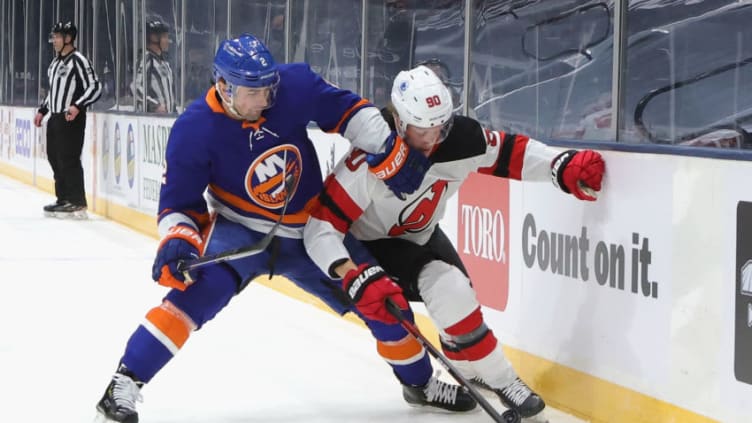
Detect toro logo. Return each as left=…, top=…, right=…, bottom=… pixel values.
left=245, top=144, right=302, bottom=209
left=458, top=172, right=510, bottom=311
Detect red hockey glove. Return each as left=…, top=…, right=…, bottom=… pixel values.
left=342, top=263, right=409, bottom=324
left=152, top=224, right=203, bottom=291
left=551, top=149, right=604, bottom=201
left=366, top=133, right=430, bottom=200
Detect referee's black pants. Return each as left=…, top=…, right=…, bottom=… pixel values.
left=46, top=111, right=87, bottom=206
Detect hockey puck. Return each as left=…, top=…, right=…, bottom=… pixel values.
left=501, top=409, right=521, bottom=423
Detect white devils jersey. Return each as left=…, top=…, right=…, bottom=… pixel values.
left=304, top=116, right=561, bottom=275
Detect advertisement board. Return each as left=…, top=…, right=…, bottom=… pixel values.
left=10, top=108, right=36, bottom=173
left=458, top=173, right=510, bottom=311
left=460, top=153, right=673, bottom=393
left=0, top=107, right=13, bottom=161
left=138, top=116, right=173, bottom=215
left=718, top=162, right=752, bottom=421
left=99, top=115, right=141, bottom=208
left=735, top=202, right=752, bottom=384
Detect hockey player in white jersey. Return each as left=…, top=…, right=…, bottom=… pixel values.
left=303, top=65, right=605, bottom=418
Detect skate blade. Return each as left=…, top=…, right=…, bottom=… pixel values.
left=92, top=408, right=130, bottom=423
left=521, top=409, right=550, bottom=423
left=55, top=211, right=88, bottom=220
left=92, top=411, right=113, bottom=423
left=404, top=402, right=480, bottom=414
left=43, top=211, right=57, bottom=217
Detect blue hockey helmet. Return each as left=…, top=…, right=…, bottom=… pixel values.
left=213, top=34, right=280, bottom=119
left=213, top=33, right=279, bottom=89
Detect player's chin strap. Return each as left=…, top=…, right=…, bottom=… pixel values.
left=384, top=298, right=514, bottom=423
left=215, top=81, right=245, bottom=120
left=176, top=153, right=295, bottom=275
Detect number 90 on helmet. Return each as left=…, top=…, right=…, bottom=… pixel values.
left=391, top=65, right=454, bottom=142
left=213, top=33, right=280, bottom=111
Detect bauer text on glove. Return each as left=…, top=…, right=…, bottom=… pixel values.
left=366, top=133, right=430, bottom=200
left=551, top=149, right=605, bottom=201
left=342, top=263, right=409, bottom=324
left=152, top=224, right=203, bottom=291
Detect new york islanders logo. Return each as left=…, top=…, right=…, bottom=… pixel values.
left=245, top=144, right=302, bottom=209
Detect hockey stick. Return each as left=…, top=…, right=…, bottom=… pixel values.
left=176, top=171, right=297, bottom=274
left=385, top=298, right=515, bottom=423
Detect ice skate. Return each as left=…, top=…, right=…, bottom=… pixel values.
left=95, top=366, right=143, bottom=423
left=402, top=372, right=477, bottom=412
left=43, top=201, right=62, bottom=217
left=472, top=376, right=545, bottom=418
left=53, top=201, right=88, bottom=219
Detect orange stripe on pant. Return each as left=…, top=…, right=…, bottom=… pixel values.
left=145, top=302, right=195, bottom=351
left=377, top=335, right=425, bottom=365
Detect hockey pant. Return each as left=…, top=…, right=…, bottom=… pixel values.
left=362, top=228, right=517, bottom=389
left=120, top=214, right=432, bottom=387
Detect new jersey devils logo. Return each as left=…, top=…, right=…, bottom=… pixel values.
left=245, top=144, right=302, bottom=209
left=388, top=180, right=448, bottom=236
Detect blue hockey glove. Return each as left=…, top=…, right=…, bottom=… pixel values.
left=366, top=133, right=430, bottom=200
left=152, top=224, right=203, bottom=291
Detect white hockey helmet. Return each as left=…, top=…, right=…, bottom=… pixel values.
left=391, top=65, right=454, bottom=139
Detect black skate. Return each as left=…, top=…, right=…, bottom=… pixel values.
left=471, top=376, right=545, bottom=418
left=402, top=374, right=477, bottom=412
left=53, top=201, right=87, bottom=219
left=43, top=200, right=63, bottom=217
left=96, top=366, right=143, bottom=423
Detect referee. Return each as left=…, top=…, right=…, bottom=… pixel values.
left=132, top=17, right=175, bottom=113
left=34, top=21, right=102, bottom=219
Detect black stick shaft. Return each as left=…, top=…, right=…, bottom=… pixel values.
left=176, top=172, right=296, bottom=273
left=176, top=235, right=271, bottom=272
left=385, top=298, right=505, bottom=422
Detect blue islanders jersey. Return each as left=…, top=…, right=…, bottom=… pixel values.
left=157, top=63, right=379, bottom=238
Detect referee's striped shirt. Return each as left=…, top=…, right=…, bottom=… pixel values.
left=132, top=50, right=175, bottom=113
left=38, top=49, right=102, bottom=115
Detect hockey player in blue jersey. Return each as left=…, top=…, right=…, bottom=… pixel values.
left=95, top=34, right=471, bottom=423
